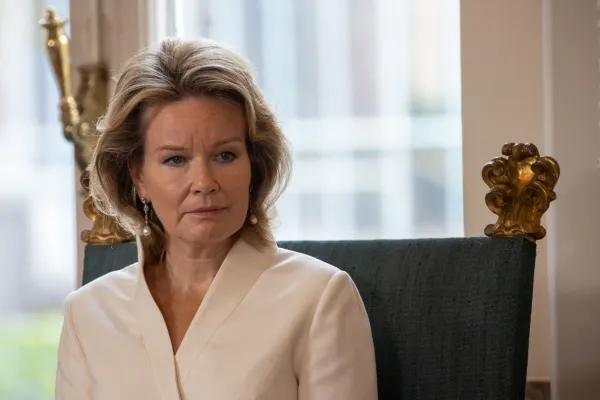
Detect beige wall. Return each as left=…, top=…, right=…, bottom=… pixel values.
left=545, top=0, right=600, bottom=398
left=464, top=0, right=600, bottom=398
left=461, top=0, right=550, bottom=380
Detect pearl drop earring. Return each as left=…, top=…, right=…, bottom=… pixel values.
left=141, top=198, right=151, bottom=237
left=248, top=187, right=257, bottom=225
left=249, top=210, right=258, bottom=225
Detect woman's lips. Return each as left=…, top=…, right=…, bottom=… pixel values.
left=188, top=207, right=225, bottom=216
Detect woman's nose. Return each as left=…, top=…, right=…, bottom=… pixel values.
left=190, top=160, right=219, bottom=193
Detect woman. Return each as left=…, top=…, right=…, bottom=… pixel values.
left=56, top=38, right=377, bottom=399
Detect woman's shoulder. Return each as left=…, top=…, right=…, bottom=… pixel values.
left=261, top=246, right=364, bottom=324
left=267, top=246, right=347, bottom=287
left=63, top=262, right=140, bottom=309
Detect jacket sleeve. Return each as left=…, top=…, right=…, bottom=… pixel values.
left=55, top=292, right=93, bottom=399
left=298, top=271, right=378, bottom=400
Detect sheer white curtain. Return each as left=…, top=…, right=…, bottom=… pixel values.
left=159, top=0, right=463, bottom=241
left=0, top=0, right=76, bottom=398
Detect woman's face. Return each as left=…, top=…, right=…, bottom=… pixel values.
left=133, top=96, right=251, bottom=247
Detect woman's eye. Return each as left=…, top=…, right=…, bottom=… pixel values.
left=164, top=155, right=185, bottom=165
left=217, top=152, right=237, bottom=162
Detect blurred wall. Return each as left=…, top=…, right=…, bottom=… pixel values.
left=544, top=0, right=600, bottom=398
left=463, top=1, right=600, bottom=399
left=461, top=0, right=549, bottom=381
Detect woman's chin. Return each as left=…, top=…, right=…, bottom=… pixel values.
left=181, top=226, right=238, bottom=246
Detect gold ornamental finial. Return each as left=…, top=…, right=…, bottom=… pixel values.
left=482, top=143, right=560, bottom=242
left=40, top=8, right=133, bottom=245
left=39, top=8, right=80, bottom=141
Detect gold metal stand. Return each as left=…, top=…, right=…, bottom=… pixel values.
left=40, top=8, right=133, bottom=244
left=483, top=142, right=560, bottom=242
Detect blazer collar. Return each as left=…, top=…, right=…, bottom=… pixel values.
left=133, top=235, right=275, bottom=397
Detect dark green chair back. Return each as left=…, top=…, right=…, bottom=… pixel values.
left=83, top=236, right=536, bottom=400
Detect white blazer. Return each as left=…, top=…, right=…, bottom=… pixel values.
left=55, top=237, right=378, bottom=400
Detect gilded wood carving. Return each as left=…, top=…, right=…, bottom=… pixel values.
left=482, top=143, right=560, bottom=241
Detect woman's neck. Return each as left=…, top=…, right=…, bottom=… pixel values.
left=160, top=237, right=235, bottom=291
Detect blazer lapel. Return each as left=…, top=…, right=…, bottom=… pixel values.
left=134, top=236, right=182, bottom=400
left=176, top=238, right=274, bottom=385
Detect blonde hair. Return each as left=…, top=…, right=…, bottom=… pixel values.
left=88, top=38, right=291, bottom=265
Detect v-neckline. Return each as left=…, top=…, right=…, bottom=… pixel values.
left=133, top=236, right=274, bottom=399
left=144, top=264, right=213, bottom=356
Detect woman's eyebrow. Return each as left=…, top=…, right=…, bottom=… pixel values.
left=154, top=145, right=187, bottom=153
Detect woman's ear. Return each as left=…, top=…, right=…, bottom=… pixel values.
left=130, top=164, right=147, bottom=200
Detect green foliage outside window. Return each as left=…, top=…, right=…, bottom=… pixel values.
left=0, top=312, right=62, bottom=400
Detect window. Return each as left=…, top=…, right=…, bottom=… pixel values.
left=0, top=1, right=76, bottom=398
left=166, top=0, right=463, bottom=241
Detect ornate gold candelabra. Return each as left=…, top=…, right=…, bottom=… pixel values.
left=482, top=142, right=560, bottom=242
left=40, top=8, right=133, bottom=244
